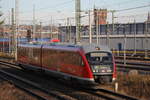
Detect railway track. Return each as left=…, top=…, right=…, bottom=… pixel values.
left=114, top=55, right=150, bottom=72
left=112, top=51, right=150, bottom=58
left=80, top=87, right=139, bottom=100
left=116, top=60, right=150, bottom=66
left=116, top=60, right=150, bottom=71
left=0, top=60, right=140, bottom=100
left=0, top=61, right=71, bottom=100
left=115, top=56, right=150, bottom=61
left=0, top=70, right=53, bottom=100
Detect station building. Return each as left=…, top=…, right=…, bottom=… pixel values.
left=59, top=12, right=150, bottom=50
left=59, top=22, right=150, bottom=50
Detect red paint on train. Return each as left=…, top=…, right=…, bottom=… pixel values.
left=17, top=43, right=117, bottom=85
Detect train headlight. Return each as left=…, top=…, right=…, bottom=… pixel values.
left=107, top=69, right=112, bottom=73
left=94, top=66, right=99, bottom=69
left=101, top=70, right=105, bottom=73
left=93, top=70, right=96, bottom=73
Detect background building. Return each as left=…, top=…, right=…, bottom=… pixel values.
left=59, top=21, right=150, bottom=50
left=94, top=9, right=107, bottom=25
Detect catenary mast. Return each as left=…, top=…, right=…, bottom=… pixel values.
left=75, top=0, right=81, bottom=43
left=15, top=0, right=19, bottom=61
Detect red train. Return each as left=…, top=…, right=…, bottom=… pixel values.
left=0, top=39, right=9, bottom=52
left=17, top=43, right=117, bottom=85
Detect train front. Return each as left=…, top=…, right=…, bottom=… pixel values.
left=83, top=45, right=116, bottom=84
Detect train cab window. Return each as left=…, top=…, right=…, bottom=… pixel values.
left=86, top=52, right=113, bottom=73
left=102, top=56, right=111, bottom=63
left=86, top=52, right=112, bottom=65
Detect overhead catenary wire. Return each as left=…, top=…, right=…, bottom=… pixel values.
left=19, top=10, right=148, bottom=25
left=19, top=0, right=74, bottom=14
left=5, top=1, right=149, bottom=25
left=36, top=0, right=73, bottom=11
left=8, top=0, right=150, bottom=23
left=97, top=0, right=147, bottom=9
left=22, top=2, right=150, bottom=21
left=115, top=4, right=150, bottom=12
left=110, top=12, right=148, bottom=19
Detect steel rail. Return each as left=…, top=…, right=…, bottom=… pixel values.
left=117, top=64, right=150, bottom=70
left=0, top=60, right=140, bottom=100
left=0, top=62, right=68, bottom=100
left=0, top=72, right=49, bottom=100
left=115, top=56, right=150, bottom=61
left=116, top=61, right=150, bottom=71
left=82, top=87, right=139, bottom=100
left=94, top=88, right=138, bottom=100
left=116, top=60, right=150, bottom=66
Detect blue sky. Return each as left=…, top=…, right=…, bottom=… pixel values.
left=1, top=0, right=150, bottom=25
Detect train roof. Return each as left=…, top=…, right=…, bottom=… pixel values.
left=18, top=43, right=42, bottom=48
left=81, top=43, right=111, bottom=53
left=0, top=38, right=50, bottom=42
left=18, top=42, right=111, bottom=53
left=0, top=38, right=9, bottom=42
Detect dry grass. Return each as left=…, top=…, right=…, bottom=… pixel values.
left=118, top=73, right=150, bottom=100
left=0, top=81, right=37, bottom=100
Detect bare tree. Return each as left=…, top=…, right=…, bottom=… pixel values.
left=0, top=0, right=4, bottom=25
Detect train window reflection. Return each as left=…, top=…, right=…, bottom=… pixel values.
left=43, top=49, right=84, bottom=67
left=86, top=52, right=112, bottom=64
left=91, top=52, right=108, bottom=57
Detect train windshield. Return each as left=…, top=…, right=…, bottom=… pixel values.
left=86, top=52, right=113, bottom=65
left=86, top=52, right=113, bottom=73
